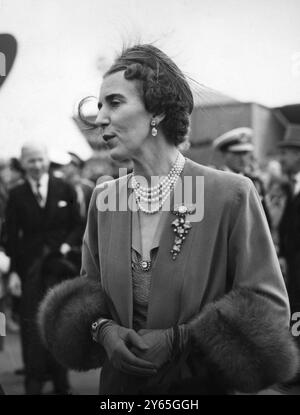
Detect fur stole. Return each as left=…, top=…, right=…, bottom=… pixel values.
left=38, top=278, right=299, bottom=393
left=37, top=276, right=109, bottom=371
left=187, top=288, right=299, bottom=393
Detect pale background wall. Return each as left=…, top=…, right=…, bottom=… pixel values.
left=0, top=0, right=299, bottom=158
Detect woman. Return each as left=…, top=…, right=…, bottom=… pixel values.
left=39, top=44, right=299, bottom=395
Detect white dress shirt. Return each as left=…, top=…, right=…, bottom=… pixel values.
left=27, top=173, right=49, bottom=207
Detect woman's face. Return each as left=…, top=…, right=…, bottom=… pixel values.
left=95, top=71, right=153, bottom=162
left=224, top=151, right=252, bottom=174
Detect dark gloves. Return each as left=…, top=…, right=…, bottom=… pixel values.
left=133, top=324, right=191, bottom=369
left=97, top=320, right=158, bottom=377
left=132, top=328, right=174, bottom=368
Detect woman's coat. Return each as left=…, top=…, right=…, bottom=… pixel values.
left=38, top=159, right=299, bottom=394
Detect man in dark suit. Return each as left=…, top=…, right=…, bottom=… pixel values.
left=279, top=127, right=300, bottom=316
left=5, top=142, right=82, bottom=394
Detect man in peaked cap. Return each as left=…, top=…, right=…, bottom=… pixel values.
left=213, top=127, right=254, bottom=174
left=279, top=126, right=300, bottom=322
left=214, top=127, right=270, bottom=224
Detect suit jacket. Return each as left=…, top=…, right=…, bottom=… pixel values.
left=4, top=175, right=82, bottom=381
left=279, top=188, right=300, bottom=307
left=5, top=174, right=82, bottom=278
left=77, top=158, right=290, bottom=393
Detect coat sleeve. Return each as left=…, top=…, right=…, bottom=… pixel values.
left=38, top=188, right=110, bottom=371
left=185, top=179, right=299, bottom=393
left=227, top=178, right=290, bottom=320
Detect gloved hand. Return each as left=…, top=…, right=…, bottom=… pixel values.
left=132, top=328, right=174, bottom=369
left=133, top=325, right=191, bottom=369
left=98, top=320, right=158, bottom=377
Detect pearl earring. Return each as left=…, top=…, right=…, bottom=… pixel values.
left=151, top=119, right=158, bottom=137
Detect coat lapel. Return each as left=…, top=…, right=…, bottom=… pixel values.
left=99, top=177, right=133, bottom=328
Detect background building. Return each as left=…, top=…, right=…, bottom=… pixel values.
left=186, top=96, right=286, bottom=168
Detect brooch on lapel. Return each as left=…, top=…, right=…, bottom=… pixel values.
left=171, top=205, right=195, bottom=260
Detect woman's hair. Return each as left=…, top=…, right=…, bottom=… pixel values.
left=105, top=44, right=194, bottom=146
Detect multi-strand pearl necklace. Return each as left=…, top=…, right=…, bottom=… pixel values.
left=132, top=152, right=185, bottom=214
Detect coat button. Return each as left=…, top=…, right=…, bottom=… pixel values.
left=141, top=261, right=148, bottom=269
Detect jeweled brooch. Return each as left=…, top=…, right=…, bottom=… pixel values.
left=171, top=205, right=195, bottom=260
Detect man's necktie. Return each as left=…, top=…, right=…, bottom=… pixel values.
left=35, top=180, right=43, bottom=207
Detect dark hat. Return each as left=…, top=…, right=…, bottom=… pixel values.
left=213, top=127, right=254, bottom=153
left=278, top=125, right=300, bottom=149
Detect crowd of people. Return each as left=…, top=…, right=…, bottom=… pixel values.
left=0, top=147, right=94, bottom=393
left=1, top=43, right=300, bottom=395
left=211, top=126, right=300, bottom=291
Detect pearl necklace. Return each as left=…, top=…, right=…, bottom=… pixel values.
left=132, top=153, right=185, bottom=214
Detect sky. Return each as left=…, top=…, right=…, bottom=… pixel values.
left=0, top=0, right=300, bottom=157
